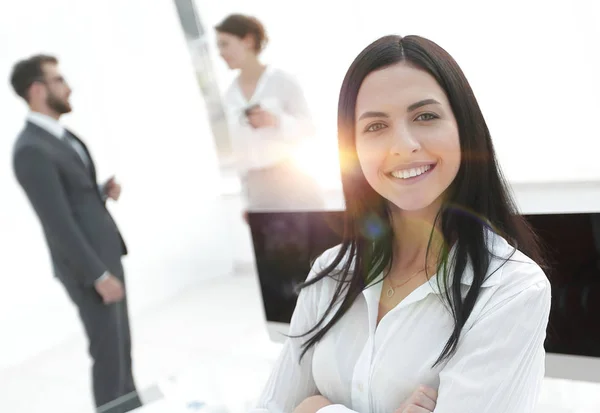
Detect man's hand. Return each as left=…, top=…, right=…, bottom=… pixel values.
left=103, top=176, right=122, bottom=201
left=247, top=107, right=279, bottom=129
left=94, top=274, right=125, bottom=304
left=394, top=385, right=438, bottom=413
left=292, top=395, right=332, bottom=413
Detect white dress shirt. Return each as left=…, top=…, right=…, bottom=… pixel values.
left=26, top=111, right=109, bottom=284
left=27, top=111, right=65, bottom=138
left=222, top=67, right=315, bottom=174
left=253, top=230, right=552, bottom=413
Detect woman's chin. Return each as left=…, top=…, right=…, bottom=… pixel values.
left=387, top=196, right=441, bottom=216
left=223, top=60, right=239, bottom=70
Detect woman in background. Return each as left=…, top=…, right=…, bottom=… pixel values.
left=215, top=14, right=322, bottom=215
left=250, top=34, right=551, bottom=413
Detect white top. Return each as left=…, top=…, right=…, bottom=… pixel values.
left=252, top=231, right=552, bottom=413
left=222, top=67, right=315, bottom=173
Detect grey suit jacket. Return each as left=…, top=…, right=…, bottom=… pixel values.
left=13, top=121, right=127, bottom=287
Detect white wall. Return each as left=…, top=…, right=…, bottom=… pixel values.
left=198, top=0, right=600, bottom=189
left=0, top=0, right=233, bottom=369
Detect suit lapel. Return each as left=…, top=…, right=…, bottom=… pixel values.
left=64, top=129, right=98, bottom=183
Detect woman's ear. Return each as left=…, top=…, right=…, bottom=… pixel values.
left=242, top=34, right=257, bottom=52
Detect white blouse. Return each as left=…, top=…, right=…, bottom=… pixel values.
left=222, top=66, right=315, bottom=174
left=252, top=231, right=552, bottom=413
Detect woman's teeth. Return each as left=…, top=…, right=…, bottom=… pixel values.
left=390, top=165, right=432, bottom=179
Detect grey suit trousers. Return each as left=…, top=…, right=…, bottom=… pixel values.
left=60, top=272, right=141, bottom=413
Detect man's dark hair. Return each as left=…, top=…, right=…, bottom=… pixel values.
left=10, top=54, right=58, bottom=102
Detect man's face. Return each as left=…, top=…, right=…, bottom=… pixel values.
left=39, top=63, right=72, bottom=114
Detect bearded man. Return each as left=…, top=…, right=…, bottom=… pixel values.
left=10, top=54, right=142, bottom=413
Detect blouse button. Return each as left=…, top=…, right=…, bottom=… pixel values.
left=357, top=383, right=364, bottom=392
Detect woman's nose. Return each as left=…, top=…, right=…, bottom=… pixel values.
left=390, top=125, right=421, bottom=156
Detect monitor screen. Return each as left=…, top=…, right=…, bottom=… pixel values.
left=248, top=210, right=600, bottom=364
left=248, top=211, right=345, bottom=325
left=527, top=213, right=600, bottom=358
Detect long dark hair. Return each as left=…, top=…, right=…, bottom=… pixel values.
left=294, top=35, right=544, bottom=367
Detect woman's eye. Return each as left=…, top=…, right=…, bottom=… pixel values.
left=415, top=113, right=438, bottom=122
left=365, top=123, right=387, bottom=132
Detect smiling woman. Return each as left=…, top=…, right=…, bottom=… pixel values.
left=249, top=34, right=551, bottom=413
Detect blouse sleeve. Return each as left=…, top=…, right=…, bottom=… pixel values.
left=433, top=277, right=552, bottom=413
left=276, top=72, right=315, bottom=143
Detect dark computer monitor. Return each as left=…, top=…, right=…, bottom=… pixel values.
left=248, top=210, right=345, bottom=325
left=248, top=209, right=600, bottom=382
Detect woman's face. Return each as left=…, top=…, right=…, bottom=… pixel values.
left=216, top=32, right=254, bottom=69
left=355, top=62, right=461, bottom=214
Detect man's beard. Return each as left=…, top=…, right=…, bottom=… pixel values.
left=46, top=92, right=72, bottom=114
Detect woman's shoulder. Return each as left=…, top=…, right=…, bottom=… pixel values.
left=457, top=230, right=553, bottom=335
left=300, top=244, right=356, bottom=315
left=309, top=244, right=353, bottom=275
left=483, top=230, right=550, bottom=296
left=265, top=66, right=301, bottom=88
left=304, top=244, right=354, bottom=293
left=265, top=66, right=290, bottom=78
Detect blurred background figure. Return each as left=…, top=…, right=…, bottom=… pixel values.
left=215, top=14, right=324, bottom=218
left=10, top=54, right=141, bottom=413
